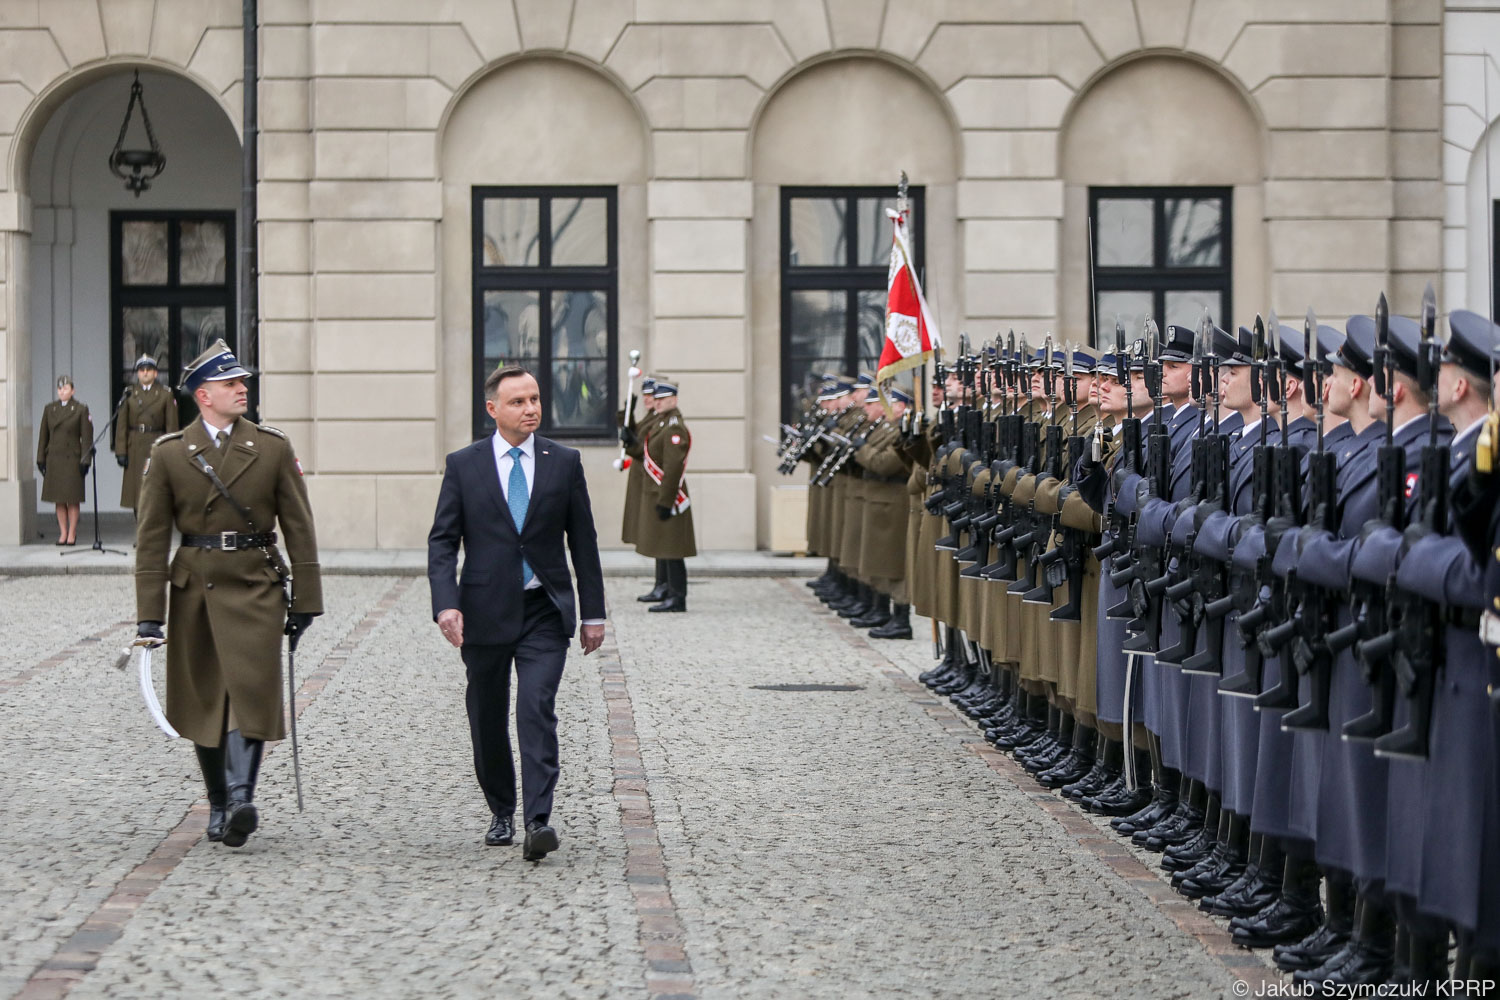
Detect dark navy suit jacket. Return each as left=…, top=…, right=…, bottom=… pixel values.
left=427, top=434, right=607, bottom=646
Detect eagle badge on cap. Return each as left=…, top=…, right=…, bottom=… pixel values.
left=671, top=434, right=681, bottom=445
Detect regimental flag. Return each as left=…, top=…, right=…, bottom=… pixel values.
left=876, top=208, right=941, bottom=409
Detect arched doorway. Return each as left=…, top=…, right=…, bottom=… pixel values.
left=748, top=55, right=959, bottom=547
left=1058, top=56, right=1266, bottom=343
left=22, top=68, right=240, bottom=533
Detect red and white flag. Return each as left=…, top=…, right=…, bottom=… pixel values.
left=876, top=208, right=941, bottom=399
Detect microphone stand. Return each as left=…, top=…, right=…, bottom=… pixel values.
left=62, top=390, right=129, bottom=558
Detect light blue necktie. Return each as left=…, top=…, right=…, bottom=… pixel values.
left=507, top=446, right=533, bottom=586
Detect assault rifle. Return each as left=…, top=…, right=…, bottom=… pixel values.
left=1121, top=321, right=1172, bottom=651
left=1370, top=285, right=1448, bottom=759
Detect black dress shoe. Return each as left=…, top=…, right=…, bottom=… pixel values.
left=485, top=814, right=514, bottom=846
left=648, top=595, right=687, bottom=613
left=523, top=820, right=560, bottom=861
left=637, top=584, right=669, bottom=603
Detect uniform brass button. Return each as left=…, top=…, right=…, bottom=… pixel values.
left=1494, top=597, right=1500, bottom=611
left=205, top=582, right=214, bottom=590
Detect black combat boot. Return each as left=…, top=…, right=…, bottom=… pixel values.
left=194, top=742, right=228, bottom=842
left=1274, top=872, right=1354, bottom=971
left=850, top=592, right=891, bottom=628
left=920, top=627, right=962, bottom=686
left=1064, top=735, right=1121, bottom=800
left=1178, top=812, right=1249, bottom=899
left=1037, top=722, right=1096, bottom=789
left=649, top=560, right=688, bottom=613
left=836, top=583, right=874, bottom=619
left=1233, top=854, right=1324, bottom=948
left=868, top=603, right=912, bottom=639
left=1021, top=710, right=1073, bottom=774
left=1398, top=916, right=1451, bottom=987
left=1137, top=778, right=1205, bottom=849
left=638, top=560, right=670, bottom=602
left=221, top=729, right=264, bottom=849
left=806, top=559, right=836, bottom=589
left=1085, top=745, right=1152, bottom=816
left=1293, top=895, right=1394, bottom=985
left=1203, top=834, right=1284, bottom=917
left=1112, top=741, right=1178, bottom=835
left=1016, top=705, right=1062, bottom=768
left=1161, top=794, right=1220, bottom=871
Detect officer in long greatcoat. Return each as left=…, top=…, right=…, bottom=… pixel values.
left=634, top=379, right=695, bottom=612
left=135, top=339, right=323, bottom=849
left=114, top=355, right=179, bottom=510
left=620, top=377, right=663, bottom=600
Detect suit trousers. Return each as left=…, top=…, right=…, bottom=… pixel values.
left=461, top=587, right=568, bottom=824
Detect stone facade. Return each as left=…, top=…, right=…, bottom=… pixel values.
left=0, top=0, right=1449, bottom=548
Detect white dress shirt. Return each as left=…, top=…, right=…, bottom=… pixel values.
left=202, top=416, right=233, bottom=444
left=491, top=430, right=604, bottom=624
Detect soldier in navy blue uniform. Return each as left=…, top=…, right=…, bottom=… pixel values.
left=1382, top=310, right=1500, bottom=983
left=1286, top=314, right=1451, bottom=987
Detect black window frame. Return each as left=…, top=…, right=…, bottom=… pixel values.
left=110, top=209, right=238, bottom=427
left=1088, top=186, right=1232, bottom=347
left=779, top=185, right=924, bottom=424
left=470, top=185, right=618, bottom=442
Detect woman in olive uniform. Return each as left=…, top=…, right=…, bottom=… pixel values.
left=37, top=375, right=93, bottom=545
left=634, top=380, right=695, bottom=611
left=113, top=355, right=179, bottom=511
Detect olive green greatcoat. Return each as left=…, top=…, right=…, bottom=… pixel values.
left=114, top=382, right=179, bottom=508
left=838, top=469, right=867, bottom=580
left=634, top=406, right=697, bottom=559
left=135, top=417, right=324, bottom=746
left=903, top=428, right=934, bottom=609
left=620, top=409, right=658, bottom=546
left=854, top=422, right=911, bottom=593
left=37, top=399, right=93, bottom=504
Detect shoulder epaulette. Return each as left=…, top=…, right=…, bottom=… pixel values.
left=152, top=431, right=185, bottom=448
left=666, top=415, right=681, bottom=427
left=258, top=424, right=288, bottom=439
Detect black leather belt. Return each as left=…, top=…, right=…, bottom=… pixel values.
left=1450, top=606, right=1482, bottom=630
left=180, top=531, right=278, bottom=551
left=132, top=424, right=164, bottom=433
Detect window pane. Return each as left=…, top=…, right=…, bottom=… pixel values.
left=123, top=307, right=169, bottom=384
left=1096, top=199, right=1153, bottom=267
left=179, top=220, right=226, bottom=284
left=855, top=197, right=899, bottom=267
left=1165, top=290, right=1223, bottom=331
left=1095, top=290, right=1153, bottom=348
left=790, top=289, right=846, bottom=358
left=856, top=288, right=886, bottom=371
left=122, top=221, right=168, bottom=285
left=481, top=199, right=540, bottom=267
left=789, top=198, right=846, bottom=267
left=550, top=197, right=607, bottom=266
left=482, top=290, right=540, bottom=363
left=1165, top=198, right=1223, bottom=267
left=181, top=306, right=228, bottom=367
left=551, top=289, right=608, bottom=360
left=551, top=358, right=608, bottom=429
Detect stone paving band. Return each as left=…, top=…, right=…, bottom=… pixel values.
left=778, top=303, right=1500, bottom=991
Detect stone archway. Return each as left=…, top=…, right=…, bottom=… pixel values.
left=1058, top=56, right=1267, bottom=343
left=15, top=66, right=240, bottom=536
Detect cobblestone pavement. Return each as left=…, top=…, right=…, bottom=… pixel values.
left=3, top=574, right=1252, bottom=999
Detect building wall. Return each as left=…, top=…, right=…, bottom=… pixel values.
left=1444, top=1, right=1500, bottom=317
left=0, top=0, right=1449, bottom=547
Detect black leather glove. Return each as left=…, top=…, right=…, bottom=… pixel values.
left=137, top=621, right=164, bottom=640
left=620, top=426, right=639, bottom=448
left=284, top=611, right=319, bottom=640
left=116, top=455, right=129, bottom=468
left=79, top=464, right=90, bottom=478
left=36, top=463, right=45, bottom=477
left=656, top=505, right=672, bottom=521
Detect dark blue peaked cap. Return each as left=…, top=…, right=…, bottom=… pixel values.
left=182, top=339, right=253, bottom=393
left=1445, top=310, right=1500, bottom=380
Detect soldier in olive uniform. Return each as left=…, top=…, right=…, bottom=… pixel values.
left=852, top=387, right=915, bottom=637
left=135, top=339, right=323, bottom=848
left=37, top=375, right=93, bottom=545
left=634, top=380, right=695, bottom=612
left=114, top=355, right=180, bottom=511
left=619, top=376, right=667, bottom=601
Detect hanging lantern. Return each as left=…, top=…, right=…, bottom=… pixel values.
left=107, top=71, right=166, bottom=197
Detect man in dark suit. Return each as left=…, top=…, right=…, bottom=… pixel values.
left=428, top=365, right=607, bottom=861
